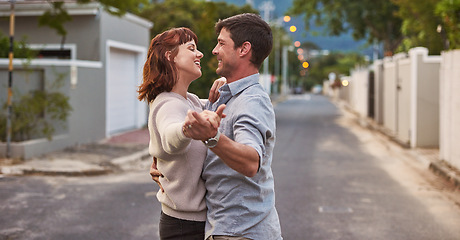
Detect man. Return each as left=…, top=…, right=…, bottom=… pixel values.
left=184, top=13, right=282, bottom=240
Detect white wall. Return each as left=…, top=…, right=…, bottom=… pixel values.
left=440, top=50, right=460, bottom=170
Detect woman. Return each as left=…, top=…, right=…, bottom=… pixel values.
left=137, top=27, right=224, bottom=239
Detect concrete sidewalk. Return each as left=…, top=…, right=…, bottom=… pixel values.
left=0, top=128, right=150, bottom=176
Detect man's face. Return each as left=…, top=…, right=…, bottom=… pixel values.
left=212, top=28, right=238, bottom=78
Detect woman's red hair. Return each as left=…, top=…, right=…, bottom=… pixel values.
left=138, top=27, right=198, bottom=102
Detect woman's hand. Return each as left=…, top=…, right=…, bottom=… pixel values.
left=208, top=77, right=226, bottom=103
left=183, top=105, right=226, bottom=140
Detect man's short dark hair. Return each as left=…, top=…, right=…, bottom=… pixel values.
left=215, top=13, right=273, bottom=68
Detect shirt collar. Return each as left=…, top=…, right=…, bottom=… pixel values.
left=208, top=73, right=260, bottom=111
left=226, top=73, right=260, bottom=97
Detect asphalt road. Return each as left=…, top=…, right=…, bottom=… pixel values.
left=273, top=94, right=460, bottom=240
left=1, top=94, right=460, bottom=240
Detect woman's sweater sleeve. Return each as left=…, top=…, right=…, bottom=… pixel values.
left=154, top=98, right=192, bottom=155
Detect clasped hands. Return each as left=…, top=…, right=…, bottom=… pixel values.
left=182, top=104, right=226, bottom=141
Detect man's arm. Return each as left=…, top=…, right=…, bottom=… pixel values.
left=186, top=108, right=259, bottom=177
left=209, top=135, right=259, bottom=177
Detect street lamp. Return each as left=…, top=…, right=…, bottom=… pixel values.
left=283, top=15, right=291, bottom=23
left=271, top=15, right=298, bottom=96
left=302, top=61, right=309, bottom=69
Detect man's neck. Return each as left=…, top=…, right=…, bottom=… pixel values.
left=226, top=69, right=259, bottom=84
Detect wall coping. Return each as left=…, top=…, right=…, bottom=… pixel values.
left=0, top=58, right=102, bottom=68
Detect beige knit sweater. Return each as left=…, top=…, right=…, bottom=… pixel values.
left=148, top=92, right=207, bottom=221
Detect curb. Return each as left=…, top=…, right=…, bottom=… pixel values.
left=0, top=159, right=111, bottom=176
left=111, top=148, right=150, bottom=166
left=22, top=168, right=111, bottom=177
left=429, top=160, right=460, bottom=190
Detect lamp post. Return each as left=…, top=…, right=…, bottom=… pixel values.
left=273, top=17, right=284, bottom=95
left=273, top=15, right=295, bottom=96
left=282, top=45, right=294, bottom=95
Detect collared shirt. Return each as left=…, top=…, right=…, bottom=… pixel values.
left=203, top=74, right=283, bottom=240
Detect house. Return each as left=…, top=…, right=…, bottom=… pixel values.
left=0, top=1, right=152, bottom=159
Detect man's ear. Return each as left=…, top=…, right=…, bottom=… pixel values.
left=239, top=41, right=252, bottom=57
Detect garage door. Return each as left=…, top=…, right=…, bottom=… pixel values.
left=107, top=47, right=137, bottom=135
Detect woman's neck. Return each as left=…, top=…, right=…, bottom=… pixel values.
left=171, top=79, right=189, bottom=99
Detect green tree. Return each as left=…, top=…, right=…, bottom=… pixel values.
left=288, top=0, right=403, bottom=56
left=139, top=0, right=257, bottom=98
left=391, top=0, right=447, bottom=55
left=435, top=0, right=460, bottom=49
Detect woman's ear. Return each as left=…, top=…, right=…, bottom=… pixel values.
left=165, top=51, right=172, bottom=61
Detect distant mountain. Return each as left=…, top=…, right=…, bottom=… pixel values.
left=211, top=0, right=373, bottom=56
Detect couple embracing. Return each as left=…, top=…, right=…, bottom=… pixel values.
left=138, top=13, right=282, bottom=240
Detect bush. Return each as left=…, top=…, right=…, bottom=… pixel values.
left=0, top=32, right=72, bottom=142
left=0, top=87, right=72, bottom=142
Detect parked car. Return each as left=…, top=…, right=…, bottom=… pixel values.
left=293, top=87, right=303, bottom=94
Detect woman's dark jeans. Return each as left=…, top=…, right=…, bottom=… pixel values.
left=159, top=211, right=205, bottom=240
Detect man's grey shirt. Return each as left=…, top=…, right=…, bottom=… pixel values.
left=203, top=74, right=282, bottom=239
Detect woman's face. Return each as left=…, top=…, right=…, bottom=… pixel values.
left=174, top=40, right=204, bottom=82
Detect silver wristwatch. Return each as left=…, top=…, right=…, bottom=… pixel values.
left=203, top=130, right=221, bottom=148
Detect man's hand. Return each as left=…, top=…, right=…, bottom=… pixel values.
left=208, top=77, right=226, bottom=103
left=183, top=105, right=226, bottom=140
left=150, top=157, right=164, bottom=192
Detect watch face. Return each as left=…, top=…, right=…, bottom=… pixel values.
left=206, top=139, right=218, bottom=148
left=204, top=130, right=220, bottom=148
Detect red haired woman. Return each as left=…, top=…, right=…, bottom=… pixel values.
left=138, top=27, right=224, bottom=239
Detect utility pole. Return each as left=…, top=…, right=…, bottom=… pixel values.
left=274, top=31, right=280, bottom=95
left=259, top=1, right=274, bottom=85
left=282, top=46, right=288, bottom=95
left=6, top=0, right=16, bottom=158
